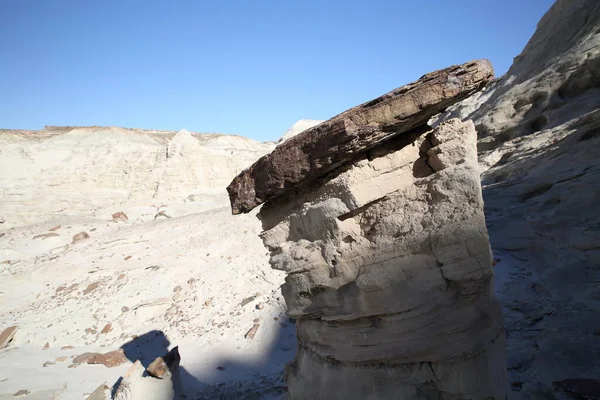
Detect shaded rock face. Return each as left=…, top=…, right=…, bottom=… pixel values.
left=429, top=0, right=600, bottom=397
left=257, top=119, right=506, bottom=399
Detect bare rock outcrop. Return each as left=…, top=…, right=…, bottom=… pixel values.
left=429, top=0, right=600, bottom=396
left=227, top=59, right=494, bottom=215
left=229, top=62, right=506, bottom=399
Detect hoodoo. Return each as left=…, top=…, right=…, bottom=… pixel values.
left=228, top=60, right=507, bottom=399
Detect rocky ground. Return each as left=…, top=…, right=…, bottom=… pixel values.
left=1, top=0, right=600, bottom=399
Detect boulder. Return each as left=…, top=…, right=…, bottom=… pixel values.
left=247, top=118, right=506, bottom=399
left=227, top=59, right=494, bottom=214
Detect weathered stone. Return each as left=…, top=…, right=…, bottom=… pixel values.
left=12, top=390, right=30, bottom=397
left=0, top=326, right=18, bottom=349
left=100, top=324, right=112, bottom=334
left=112, top=211, right=129, bottom=222
left=72, top=231, right=90, bottom=244
left=227, top=59, right=494, bottom=214
left=86, top=349, right=127, bottom=368
left=256, top=119, right=506, bottom=399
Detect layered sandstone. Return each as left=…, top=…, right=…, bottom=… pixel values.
left=228, top=61, right=506, bottom=399
left=257, top=119, right=506, bottom=399
left=227, top=59, right=494, bottom=214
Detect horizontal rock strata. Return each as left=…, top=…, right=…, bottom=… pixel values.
left=227, top=59, right=494, bottom=214
left=249, top=118, right=507, bottom=399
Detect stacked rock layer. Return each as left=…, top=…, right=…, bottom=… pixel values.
left=228, top=60, right=507, bottom=399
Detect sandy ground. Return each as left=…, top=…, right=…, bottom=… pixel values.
left=0, top=201, right=296, bottom=399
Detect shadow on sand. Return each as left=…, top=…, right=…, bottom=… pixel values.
left=119, top=321, right=296, bottom=400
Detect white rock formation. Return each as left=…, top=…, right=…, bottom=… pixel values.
left=276, top=119, right=324, bottom=144
left=258, top=119, right=506, bottom=399
left=0, top=126, right=274, bottom=227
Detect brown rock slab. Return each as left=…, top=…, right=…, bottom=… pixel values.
left=226, top=59, right=494, bottom=214
left=86, top=349, right=127, bottom=368
left=61, top=345, right=74, bottom=350
left=0, top=326, right=18, bottom=349
left=72, top=231, right=90, bottom=244
left=73, top=352, right=100, bottom=364
left=12, top=390, right=30, bottom=397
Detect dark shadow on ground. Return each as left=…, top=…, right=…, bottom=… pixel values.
left=119, top=322, right=296, bottom=400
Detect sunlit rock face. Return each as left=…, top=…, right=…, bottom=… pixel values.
left=257, top=119, right=506, bottom=399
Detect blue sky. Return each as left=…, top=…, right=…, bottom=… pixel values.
left=0, top=1, right=554, bottom=141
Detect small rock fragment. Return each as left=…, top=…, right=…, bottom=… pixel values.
left=121, top=306, right=130, bottom=313
left=49, top=225, right=61, bottom=231
left=154, top=211, right=171, bottom=220
left=112, top=212, right=129, bottom=223
left=33, top=232, right=60, bottom=239
left=43, top=342, right=50, bottom=350
left=146, top=357, right=169, bottom=379
left=72, top=231, right=90, bottom=244
left=256, top=302, right=265, bottom=310
left=61, top=345, right=74, bottom=350
left=13, top=389, right=30, bottom=397
left=245, top=323, right=260, bottom=340
left=56, top=356, right=67, bottom=362
left=43, top=361, right=56, bottom=367
left=100, top=324, right=112, bottom=334
left=83, top=282, right=100, bottom=295
left=124, top=255, right=132, bottom=261
left=240, top=295, right=257, bottom=307
left=216, top=366, right=225, bottom=371
left=0, top=326, right=18, bottom=349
